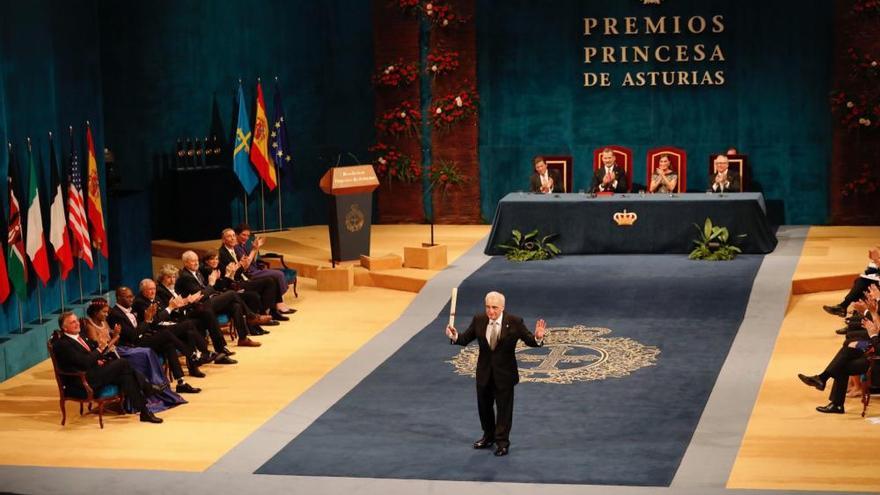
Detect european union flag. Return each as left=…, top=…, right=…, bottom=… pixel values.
left=234, top=83, right=258, bottom=194
left=270, top=80, right=293, bottom=187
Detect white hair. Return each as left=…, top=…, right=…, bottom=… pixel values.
left=181, top=250, right=198, bottom=262
left=485, top=291, right=505, bottom=307
left=138, top=278, right=156, bottom=291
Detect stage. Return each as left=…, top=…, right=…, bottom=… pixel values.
left=0, top=225, right=878, bottom=495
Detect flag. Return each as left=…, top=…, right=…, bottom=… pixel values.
left=85, top=125, right=107, bottom=258
left=270, top=80, right=293, bottom=187
left=7, top=142, right=29, bottom=298
left=48, top=132, right=74, bottom=280
left=66, top=129, right=93, bottom=268
left=249, top=81, right=277, bottom=191
left=233, top=83, right=258, bottom=194
left=25, top=139, right=50, bottom=285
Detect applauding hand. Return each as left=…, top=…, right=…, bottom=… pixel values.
left=535, top=319, right=546, bottom=340
left=446, top=325, right=458, bottom=341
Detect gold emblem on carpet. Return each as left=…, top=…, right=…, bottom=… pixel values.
left=448, top=325, right=660, bottom=384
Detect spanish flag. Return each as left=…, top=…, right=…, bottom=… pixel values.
left=249, top=80, right=277, bottom=191
left=86, top=124, right=108, bottom=258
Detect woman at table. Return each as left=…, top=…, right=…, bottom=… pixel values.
left=83, top=298, right=186, bottom=413
left=649, top=154, right=678, bottom=193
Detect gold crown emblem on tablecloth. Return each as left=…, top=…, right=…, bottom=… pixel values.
left=613, top=209, right=638, bottom=226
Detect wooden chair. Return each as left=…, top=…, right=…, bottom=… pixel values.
left=708, top=154, right=748, bottom=192
left=542, top=155, right=573, bottom=193
left=47, top=331, right=124, bottom=429
left=260, top=254, right=299, bottom=298
left=592, top=145, right=633, bottom=192
left=646, top=146, right=687, bottom=193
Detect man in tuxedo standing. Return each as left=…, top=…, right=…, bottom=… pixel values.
left=445, top=291, right=546, bottom=457
left=590, top=148, right=628, bottom=193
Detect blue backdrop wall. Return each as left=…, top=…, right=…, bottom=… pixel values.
left=477, top=0, right=833, bottom=225
left=97, top=0, right=375, bottom=233
left=0, top=0, right=106, bottom=333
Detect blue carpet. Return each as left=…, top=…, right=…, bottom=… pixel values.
left=257, top=255, right=763, bottom=485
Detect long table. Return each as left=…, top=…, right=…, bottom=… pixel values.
left=484, top=192, right=777, bottom=255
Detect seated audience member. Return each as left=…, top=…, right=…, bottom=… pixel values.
left=176, top=251, right=270, bottom=345
left=228, top=224, right=295, bottom=314
left=823, top=246, right=880, bottom=318
left=590, top=148, right=628, bottom=193
left=207, top=247, right=285, bottom=322
left=53, top=311, right=165, bottom=423
left=83, top=298, right=186, bottom=412
left=108, top=286, right=202, bottom=393
left=648, top=153, right=678, bottom=193
left=708, top=154, right=740, bottom=193
left=133, top=278, right=215, bottom=367
left=528, top=156, right=561, bottom=194
left=798, top=302, right=879, bottom=414
left=155, top=264, right=238, bottom=362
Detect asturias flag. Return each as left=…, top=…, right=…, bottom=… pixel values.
left=249, top=80, right=277, bottom=191
left=25, top=139, right=50, bottom=286
left=48, top=132, right=74, bottom=280
left=233, top=83, right=258, bottom=194
left=85, top=125, right=108, bottom=258
left=7, top=142, right=29, bottom=298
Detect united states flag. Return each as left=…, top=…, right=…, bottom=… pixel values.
left=67, top=131, right=93, bottom=268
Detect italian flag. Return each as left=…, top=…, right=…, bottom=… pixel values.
left=25, top=142, right=50, bottom=285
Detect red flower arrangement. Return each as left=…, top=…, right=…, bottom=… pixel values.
left=376, top=100, right=422, bottom=138
left=841, top=163, right=879, bottom=197
left=429, top=89, right=478, bottom=132
left=370, top=142, right=421, bottom=184
left=428, top=159, right=466, bottom=198
left=423, top=2, right=464, bottom=27
left=426, top=49, right=460, bottom=77
left=853, top=0, right=880, bottom=14
left=396, top=0, right=421, bottom=12
left=374, top=59, right=419, bottom=87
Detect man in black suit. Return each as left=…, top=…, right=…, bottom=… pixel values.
left=52, top=311, right=164, bottom=423
left=708, top=154, right=741, bottom=193
left=176, top=251, right=269, bottom=346
left=155, top=264, right=240, bottom=360
left=590, top=148, right=628, bottom=193
left=528, top=156, right=562, bottom=194
left=108, top=286, right=202, bottom=393
left=445, top=291, right=546, bottom=456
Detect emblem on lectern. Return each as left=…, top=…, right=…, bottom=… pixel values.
left=345, top=204, right=365, bottom=232
left=613, top=209, right=637, bottom=226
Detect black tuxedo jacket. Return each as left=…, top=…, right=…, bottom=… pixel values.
left=53, top=333, right=102, bottom=373
left=529, top=170, right=562, bottom=193
left=218, top=244, right=247, bottom=281
left=453, top=313, right=542, bottom=389
left=175, top=268, right=221, bottom=299
left=590, top=164, right=628, bottom=193
left=708, top=170, right=741, bottom=192
left=107, top=304, right=174, bottom=346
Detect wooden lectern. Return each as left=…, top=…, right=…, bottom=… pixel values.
left=319, top=165, right=380, bottom=262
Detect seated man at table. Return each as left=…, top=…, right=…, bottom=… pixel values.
left=590, top=148, right=628, bottom=193
left=528, top=156, right=561, bottom=194
left=708, top=154, right=740, bottom=193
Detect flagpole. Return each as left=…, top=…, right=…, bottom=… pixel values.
left=97, top=255, right=103, bottom=295
left=16, top=300, right=24, bottom=332
left=244, top=192, right=249, bottom=224
left=260, top=182, right=266, bottom=231
left=36, top=284, right=44, bottom=323
left=77, top=260, right=84, bottom=303
left=60, top=278, right=66, bottom=311
left=277, top=175, right=283, bottom=231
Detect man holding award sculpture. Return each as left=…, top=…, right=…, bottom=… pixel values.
left=445, top=290, right=546, bottom=457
